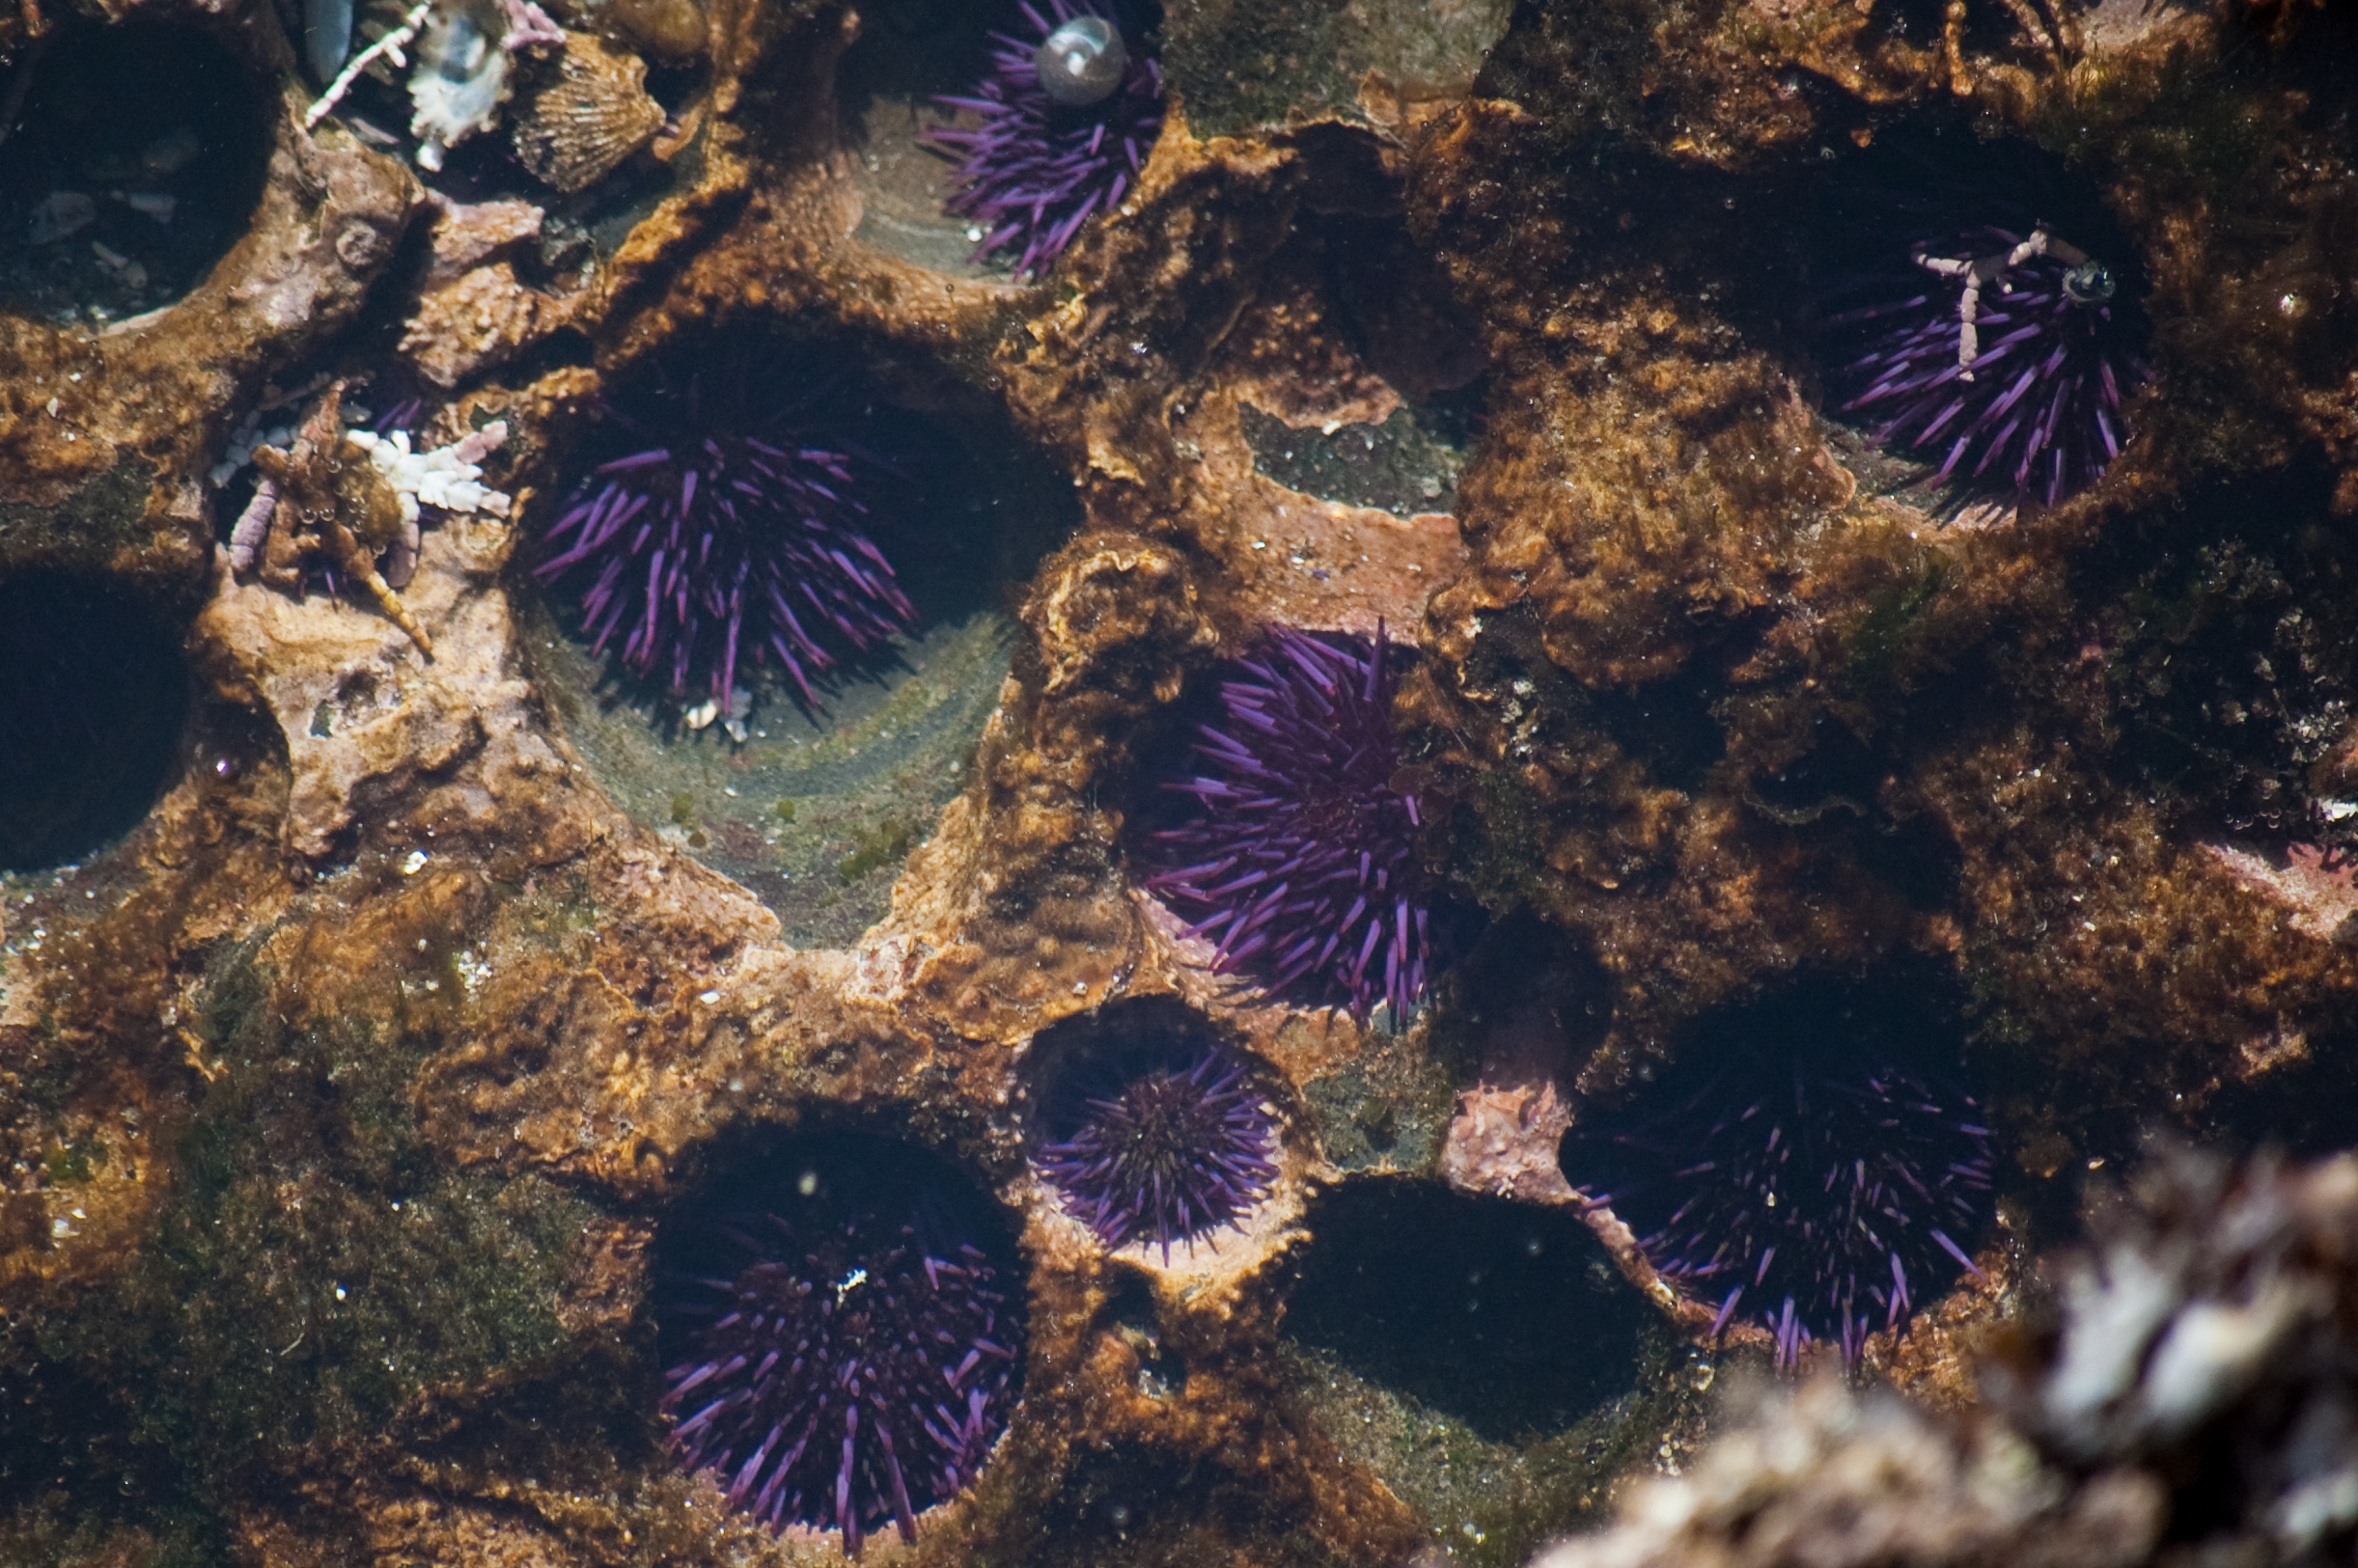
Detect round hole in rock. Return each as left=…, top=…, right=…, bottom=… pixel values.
left=1807, top=126, right=2150, bottom=513
left=519, top=330, right=1074, bottom=947
left=841, top=0, right=1165, bottom=280
left=649, top=1127, right=1027, bottom=1552
left=0, top=572, right=189, bottom=872
left=1283, top=1179, right=1652, bottom=1444
left=0, top=19, right=274, bottom=322
left=1024, top=998, right=1283, bottom=1263
left=1558, top=966, right=1996, bottom=1368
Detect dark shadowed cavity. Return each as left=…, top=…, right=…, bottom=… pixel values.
left=1283, top=1179, right=1651, bottom=1444
left=0, top=574, right=188, bottom=872
left=1559, top=964, right=1994, bottom=1366
left=650, top=1127, right=1028, bottom=1553
left=0, top=20, right=273, bottom=320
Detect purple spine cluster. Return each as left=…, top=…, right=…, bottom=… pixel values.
left=1139, top=626, right=1433, bottom=1022
left=1825, top=226, right=2145, bottom=508
left=1572, top=1059, right=1997, bottom=1369
left=927, top=1, right=1163, bottom=279
left=660, top=1210, right=1018, bottom=1554
left=1037, top=1046, right=1280, bottom=1262
left=535, top=378, right=914, bottom=710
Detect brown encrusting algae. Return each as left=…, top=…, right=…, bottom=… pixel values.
left=7, top=0, right=2358, bottom=1563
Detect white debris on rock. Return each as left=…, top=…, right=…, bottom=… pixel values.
left=409, top=0, right=513, bottom=171
left=345, top=422, right=513, bottom=526
left=27, top=191, right=97, bottom=245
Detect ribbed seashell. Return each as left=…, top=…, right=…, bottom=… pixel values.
left=511, top=33, right=664, bottom=194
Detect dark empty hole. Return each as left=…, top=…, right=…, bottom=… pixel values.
left=1284, top=1180, right=1651, bottom=1444
left=839, top=0, right=1008, bottom=116
left=0, top=573, right=188, bottom=871
left=0, top=20, right=273, bottom=320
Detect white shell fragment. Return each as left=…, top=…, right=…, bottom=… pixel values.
left=27, top=192, right=96, bottom=246
left=409, top=0, right=511, bottom=172
left=345, top=421, right=513, bottom=527
left=1034, top=14, right=1125, bottom=107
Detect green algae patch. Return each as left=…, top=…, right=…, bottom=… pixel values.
left=6, top=928, right=607, bottom=1556
left=1299, top=1025, right=1457, bottom=1176
left=837, top=818, right=921, bottom=885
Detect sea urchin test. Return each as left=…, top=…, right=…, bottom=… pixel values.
left=1033, top=14, right=1125, bottom=106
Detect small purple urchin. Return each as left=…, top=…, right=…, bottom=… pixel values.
left=926, top=0, right=1164, bottom=279
left=1822, top=222, right=2148, bottom=508
left=535, top=356, right=914, bottom=711
left=1138, top=626, right=1433, bottom=1021
left=1037, top=1045, right=1280, bottom=1262
left=1566, top=1050, right=1996, bottom=1369
left=659, top=1190, right=1020, bottom=1553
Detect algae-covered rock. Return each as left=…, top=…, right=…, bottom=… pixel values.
left=5, top=0, right=2358, bottom=1560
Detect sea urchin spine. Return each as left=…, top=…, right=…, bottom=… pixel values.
left=1567, top=1055, right=1996, bottom=1368
left=660, top=1203, right=1019, bottom=1553
left=927, top=0, right=1163, bottom=279
left=1139, top=625, right=1433, bottom=1022
left=536, top=366, right=914, bottom=711
left=1037, top=1045, right=1280, bottom=1262
left=1824, top=223, right=2146, bottom=508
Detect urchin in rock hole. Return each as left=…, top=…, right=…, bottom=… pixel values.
left=1822, top=220, right=2147, bottom=507
left=927, top=0, right=1163, bottom=279
left=1137, top=625, right=1435, bottom=1022
left=657, top=1168, right=1021, bottom=1553
left=1566, top=1047, right=1997, bottom=1368
left=1037, top=1044, right=1279, bottom=1262
left=535, top=347, right=914, bottom=712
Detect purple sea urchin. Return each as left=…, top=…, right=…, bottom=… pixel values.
left=658, top=1168, right=1021, bottom=1553
left=1138, top=626, right=1433, bottom=1022
left=1037, top=1044, right=1280, bottom=1261
left=927, top=0, right=1163, bottom=279
left=535, top=354, right=914, bottom=711
left=1565, top=1044, right=1996, bottom=1368
left=1822, top=221, right=2147, bottom=508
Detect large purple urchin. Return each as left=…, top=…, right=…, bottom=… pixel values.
left=1565, top=1050, right=1997, bottom=1369
left=1037, top=1045, right=1280, bottom=1262
left=1822, top=223, right=2148, bottom=509
left=1137, top=625, right=1433, bottom=1023
left=926, top=0, right=1164, bottom=280
left=659, top=1196, right=1019, bottom=1554
left=535, top=359, right=914, bottom=711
